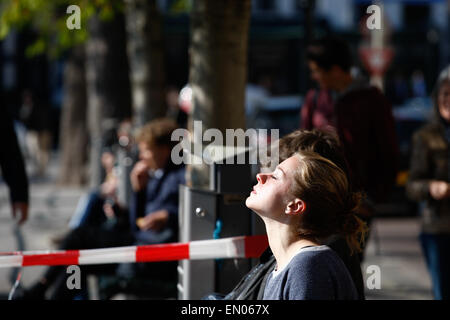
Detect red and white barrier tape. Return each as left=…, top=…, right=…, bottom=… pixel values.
left=0, top=235, right=268, bottom=268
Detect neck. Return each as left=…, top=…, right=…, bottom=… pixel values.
left=333, top=74, right=353, bottom=93
left=262, top=217, right=319, bottom=271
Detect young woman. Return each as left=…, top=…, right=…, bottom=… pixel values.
left=246, top=150, right=366, bottom=300
left=406, top=65, right=450, bottom=300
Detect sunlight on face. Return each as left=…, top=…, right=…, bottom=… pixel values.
left=246, top=156, right=300, bottom=218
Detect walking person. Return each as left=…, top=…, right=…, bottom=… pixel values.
left=300, top=36, right=399, bottom=261
left=406, top=65, right=450, bottom=300
left=1, top=107, right=29, bottom=225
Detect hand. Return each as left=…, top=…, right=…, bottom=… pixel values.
left=130, top=160, right=150, bottom=192
left=100, top=177, right=118, bottom=198
left=429, top=181, right=450, bottom=200
left=101, top=152, right=115, bottom=174
left=136, top=210, right=169, bottom=232
left=103, top=202, right=116, bottom=219
left=12, top=202, right=29, bottom=225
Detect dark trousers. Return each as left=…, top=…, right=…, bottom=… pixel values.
left=42, top=222, right=177, bottom=299
left=420, top=233, right=450, bottom=300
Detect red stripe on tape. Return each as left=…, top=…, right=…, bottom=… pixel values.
left=22, top=251, right=79, bottom=267
left=244, top=235, right=269, bottom=258
left=136, top=243, right=189, bottom=262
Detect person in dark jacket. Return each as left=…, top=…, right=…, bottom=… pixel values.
left=18, top=118, right=185, bottom=300
left=0, top=107, right=29, bottom=225
left=300, top=36, right=398, bottom=262
left=221, top=129, right=366, bottom=300
left=406, top=65, right=450, bottom=300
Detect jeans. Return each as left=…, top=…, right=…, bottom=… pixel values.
left=69, top=191, right=107, bottom=229
left=419, top=233, right=450, bottom=300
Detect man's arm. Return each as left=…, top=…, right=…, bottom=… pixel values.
left=137, top=168, right=185, bottom=232
left=0, top=109, right=29, bottom=224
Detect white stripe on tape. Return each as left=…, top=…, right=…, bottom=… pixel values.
left=0, top=255, right=23, bottom=268
left=79, top=246, right=137, bottom=257
left=78, top=251, right=137, bottom=265
left=189, top=236, right=246, bottom=260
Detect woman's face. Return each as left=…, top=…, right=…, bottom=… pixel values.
left=246, top=155, right=300, bottom=218
left=438, top=81, right=450, bottom=123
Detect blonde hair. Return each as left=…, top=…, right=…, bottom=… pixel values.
left=290, top=151, right=368, bottom=255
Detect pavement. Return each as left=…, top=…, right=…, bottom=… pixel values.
left=0, top=153, right=434, bottom=300
left=362, top=217, right=433, bottom=299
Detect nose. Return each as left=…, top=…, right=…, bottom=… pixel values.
left=256, top=173, right=268, bottom=184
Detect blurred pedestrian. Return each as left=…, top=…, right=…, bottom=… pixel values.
left=0, top=107, right=29, bottom=225
left=65, top=150, right=120, bottom=231
left=19, top=89, right=52, bottom=177
left=406, top=65, right=450, bottom=300
left=301, top=36, right=399, bottom=261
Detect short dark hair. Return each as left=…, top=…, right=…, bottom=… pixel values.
left=306, top=36, right=352, bottom=72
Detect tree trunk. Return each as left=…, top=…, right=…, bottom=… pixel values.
left=85, top=13, right=132, bottom=188
left=188, top=0, right=252, bottom=188
left=124, top=0, right=167, bottom=127
left=58, top=45, right=89, bottom=186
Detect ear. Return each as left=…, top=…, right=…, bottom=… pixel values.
left=285, top=199, right=306, bottom=216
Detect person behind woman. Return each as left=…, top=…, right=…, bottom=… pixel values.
left=406, top=65, right=450, bottom=300
left=246, top=150, right=366, bottom=300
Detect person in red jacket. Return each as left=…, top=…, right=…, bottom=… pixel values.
left=300, top=36, right=399, bottom=261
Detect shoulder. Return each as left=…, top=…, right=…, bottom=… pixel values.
left=278, top=247, right=340, bottom=299
left=165, top=165, right=186, bottom=182
left=413, top=123, right=444, bottom=147
left=290, top=246, right=340, bottom=270
left=286, top=246, right=353, bottom=289
left=283, top=247, right=339, bottom=286
left=344, top=84, right=386, bottom=103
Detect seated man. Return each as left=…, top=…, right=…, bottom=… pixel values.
left=19, top=118, right=185, bottom=300
left=211, top=129, right=366, bottom=300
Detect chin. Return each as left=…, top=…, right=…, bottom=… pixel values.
left=245, top=196, right=252, bottom=209
left=245, top=196, right=256, bottom=210
left=245, top=196, right=261, bottom=215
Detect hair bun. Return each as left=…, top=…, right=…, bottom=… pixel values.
left=338, top=192, right=364, bottom=235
